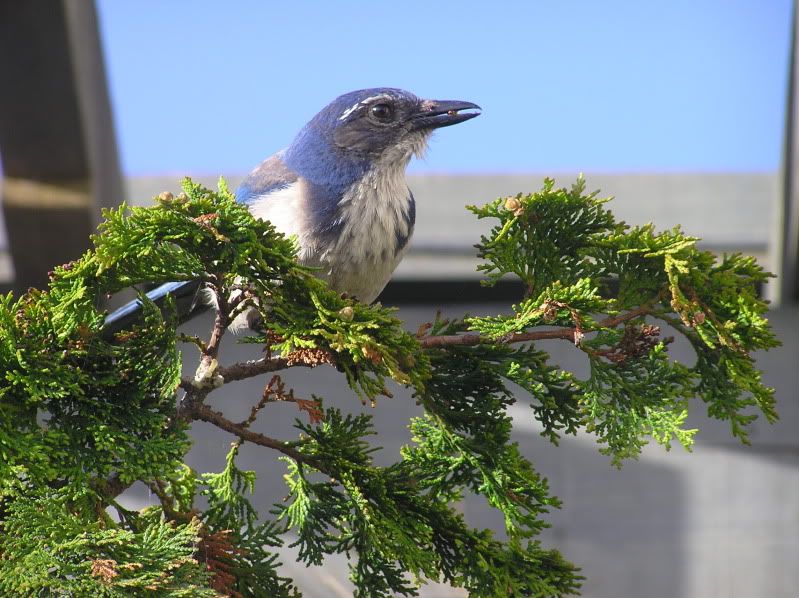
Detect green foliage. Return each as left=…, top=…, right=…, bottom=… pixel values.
left=0, top=177, right=778, bottom=596
left=467, top=177, right=778, bottom=463
left=0, top=489, right=213, bottom=596
left=200, top=444, right=299, bottom=597
left=249, top=284, right=429, bottom=401
left=277, top=407, right=580, bottom=597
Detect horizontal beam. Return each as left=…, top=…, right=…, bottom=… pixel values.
left=0, top=0, right=124, bottom=293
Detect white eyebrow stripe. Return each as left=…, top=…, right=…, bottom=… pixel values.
left=338, top=94, right=392, bottom=121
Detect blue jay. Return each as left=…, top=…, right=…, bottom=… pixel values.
left=104, top=88, right=480, bottom=333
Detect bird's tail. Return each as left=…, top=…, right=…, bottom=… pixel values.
left=102, top=280, right=202, bottom=339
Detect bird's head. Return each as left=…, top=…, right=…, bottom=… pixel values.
left=325, top=88, right=481, bottom=162
left=284, top=88, right=480, bottom=188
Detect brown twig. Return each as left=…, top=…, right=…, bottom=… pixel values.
left=188, top=402, right=321, bottom=468
left=418, top=304, right=654, bottom=348
left=146, top=478, right=195, bottom=524
left=239, top=377, right=278, bottom=429
left=190, top=350, right=329, bottom=388
left=204, top=296, right=228, bottom=361
left=219, top=357, right=293, bottom=382
left=240, top=375, right=323, bottom=426
left=179, top=355, right=321, bottom=393
left=95, top=472, right=132, bottom=499
left=178, top=357, right=294, bottom=395
left=178, top=333, right=207, bottom=352
left=584, top=323, right=672, bottom=364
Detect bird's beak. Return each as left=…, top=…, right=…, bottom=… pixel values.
left=410, top=99, right=482, bottom=130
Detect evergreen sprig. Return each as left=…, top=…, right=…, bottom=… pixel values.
left=0, top=489, right=214, bottom=596
left=0, top=177, right=778, bottom=596
left=461, top=176, right=778, bottom=461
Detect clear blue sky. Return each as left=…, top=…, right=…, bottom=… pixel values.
left=96, top=0, right=792, bottom=175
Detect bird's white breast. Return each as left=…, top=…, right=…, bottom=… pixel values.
left=247, top=167, right=413, bottom=303
left=247, top=181, right=312, bottom=249
left=323, top=164, right=413, bottom=302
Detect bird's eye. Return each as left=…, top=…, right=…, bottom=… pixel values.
left=370, top=103, right=394, bottom=122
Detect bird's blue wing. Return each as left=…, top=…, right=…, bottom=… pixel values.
left=235, top=152, right=310, bottom=255
left=102, top=280, right=201, bottom=338
left=235, top=152, right=298, bottom=205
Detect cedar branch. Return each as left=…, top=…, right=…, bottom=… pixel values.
left=419, top=304, right=654, bottom=348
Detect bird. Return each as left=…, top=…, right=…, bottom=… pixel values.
left=103, top=88, right=481, bottom=333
